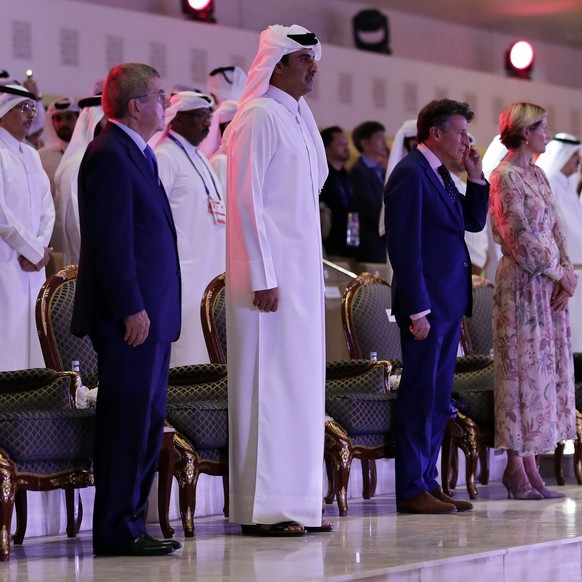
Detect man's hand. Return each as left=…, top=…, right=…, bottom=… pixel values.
left=462, top=145, right=484, bottom=181
left=253, top=288, right=279, bottom=312
left=123, top=309, right=150, bottom=347
left=409, top=315, right=430, bottom=340
left=18, top=246, right=52, bottom=272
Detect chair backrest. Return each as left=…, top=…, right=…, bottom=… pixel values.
left=461, top=276, right=494, bottom=356
left=35, top=265, right=99, bottom=386
left=341, top=272, right=402, bottom=361
left=200, top=273, right=227, bottom=364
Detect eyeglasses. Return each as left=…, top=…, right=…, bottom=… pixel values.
left=16, top=102, right=38, bottom=115
left=132, top=91, right=168, bottom=104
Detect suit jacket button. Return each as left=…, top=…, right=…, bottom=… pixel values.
left=463, top=262, right=468, bottom=267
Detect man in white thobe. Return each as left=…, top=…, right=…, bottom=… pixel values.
left=54, top=96, right=105, bottom=266
left=0, top=85, right=54, bottom=371
left=223, top=24, right=330, bottom=536
left=537, top=133, right=582, bottom=351
left=152, top=90, right=226, bottom=366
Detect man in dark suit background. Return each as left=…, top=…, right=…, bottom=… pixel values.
left=385, top=99, right=489, bottom=514
left=72, top=63, right=182, bottom=555
left=350, top=120, right=388, bottom=264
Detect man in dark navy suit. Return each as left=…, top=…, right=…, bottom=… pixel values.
left=385, top=100, right=489, bottom=514
left=72, top=63, right=182, bottom=555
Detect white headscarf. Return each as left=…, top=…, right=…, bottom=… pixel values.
left=536, top=133, right=582, bottom=181
left=385, top=119, right=417, bottom=184
left=199, top=99, right=238, bottom=158
left=221, top=24, right=326, bottom=190
left=55, top=97, right=104, bottom=175
left=207, top=66, right=247, bottom=104
left=482, top=134, right=509, bottom=180
left=0, top=84, right=36, bottom=119
left=43, top=97, right=80, bottom=146
left=148, top=90, right=214, bottom=149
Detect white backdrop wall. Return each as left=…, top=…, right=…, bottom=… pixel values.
left=2, top=0, right=582, bottom=145
left=27, top=0, right=582, bottom=90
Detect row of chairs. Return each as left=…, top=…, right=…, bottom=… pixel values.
left=1, top=267, right=580, bottom=560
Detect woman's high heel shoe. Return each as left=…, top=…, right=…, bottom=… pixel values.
left=502, top=474, right=543, bottom=500
left=535, top=487, right=565, bottom=499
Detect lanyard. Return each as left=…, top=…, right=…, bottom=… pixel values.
left=168, top=134, right=222, bottom=200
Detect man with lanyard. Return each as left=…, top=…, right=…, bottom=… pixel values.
left=152, top=90, right=225, bottom=366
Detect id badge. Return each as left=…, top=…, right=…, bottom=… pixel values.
left=208, top=198, right=226, bottom=225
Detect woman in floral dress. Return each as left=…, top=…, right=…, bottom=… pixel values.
left=490, top=102, right=578, bottom=500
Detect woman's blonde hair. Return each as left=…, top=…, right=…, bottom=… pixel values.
left=499, top=102, right=546, bottom=149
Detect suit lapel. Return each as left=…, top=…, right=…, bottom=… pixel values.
left=107, top=124, right=177, bottom=237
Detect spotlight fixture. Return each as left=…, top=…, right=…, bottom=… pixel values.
left=352, top=9, right=391, bottom=55
left=181, top=0, right=215, bottom=23
left=505, top=40, right=534, bottom=80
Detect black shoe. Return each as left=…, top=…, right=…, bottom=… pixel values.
left=94, top=534, right=177, bottom=556
left=144, top=533, right=182, bottom=550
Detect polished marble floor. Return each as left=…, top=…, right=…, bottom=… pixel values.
left=4, top=479, right=582, bottom=582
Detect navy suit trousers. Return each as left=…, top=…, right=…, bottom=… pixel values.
left=91, top=334, right=171, bottom=548
left=394, top=316, right=461, bottom=502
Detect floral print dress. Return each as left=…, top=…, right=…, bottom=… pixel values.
left=489, top=160, right=576, bottom=455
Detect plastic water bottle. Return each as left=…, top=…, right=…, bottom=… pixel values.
left=346, top=212, right=360, bottom=247
left=370, top=351, right=378, bottom=361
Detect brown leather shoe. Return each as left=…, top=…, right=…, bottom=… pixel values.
left=430, top=487, right=473, bottom=512
left=396, top=490, right=456, bottom=514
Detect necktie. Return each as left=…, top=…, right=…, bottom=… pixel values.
left=437, top=165, right=458, bottom=204
left=143, top=145, right=159, bottom=180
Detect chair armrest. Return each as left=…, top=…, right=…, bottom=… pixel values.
left=326, top=360, right=391, bottom=395
left=167, top=364, right=228, bottom=404
left=168, top=363, right=227, bottom=385
left=0, top=369, right=76, bottom=410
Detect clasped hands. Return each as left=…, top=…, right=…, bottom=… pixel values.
left=18, top=246, right=52, bottom=272
left=551, top=269, right=578, bottom=311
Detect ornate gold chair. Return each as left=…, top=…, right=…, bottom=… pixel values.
left=342, top=272, right=492, bottom=500
left=35, top=265, right=227, bottom=538
left=200, top=273, right=394, bottom=516
left=0, top=368, right=94, bottom=561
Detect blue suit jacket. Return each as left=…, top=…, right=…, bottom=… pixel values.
left=72, top=122, right=181, bottom=342
left=385, top=147, right=488, bottom=323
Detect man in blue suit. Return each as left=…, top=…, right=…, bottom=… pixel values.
left=72, top=63, right=182, bottom=555
left=385, top=100, right=488, bottom=514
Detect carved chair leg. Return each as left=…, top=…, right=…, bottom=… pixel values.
left=178, top=468, right=200, bottom=538
left=450, top=446, right=459, bottom=491
left=554, top=442, right=566, bottom=486
left=324, top=421, right=352, bottom=516
left=361, top=460, right=372, bottom=499
left=478, top=445, right=490, bottom=485
left=575, top=411, right=582, bottom=485
left=324, top=457, right=335, bottom=504
left=441, top=419, right=454, bottom=496
left=455, top=413, right=479, bottom=499
left=12, top=490, right=27, bottom=545
left=575, top=441, right=582, bottom=486
left=335, top=459, right=351, bottom=517
left=65, top=487, right=83, bottom=538
left=0, top=477, right=15, bottom=561
left=158, top=431, right=175, bottom=539
left=222, top=474, right=229, bottom=518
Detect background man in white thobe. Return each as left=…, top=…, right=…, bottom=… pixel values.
left=54, top=95, right=105, bottom=266
left=537, top=133, right=582, bottom=351
left=0, top=85, right=54, bottom=371
left=152, top=90, right=226, bottom=366
left=223, top=24, right=331, bottom=536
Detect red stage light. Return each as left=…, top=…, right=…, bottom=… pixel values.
left=505, top=41, right=534, bottom=79
left=182, top=0, right=215, bottom=22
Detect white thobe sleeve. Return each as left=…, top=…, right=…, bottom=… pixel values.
left=0, top=168, right=54, bottom=264
left=228, top=106, right=278, bottom=291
